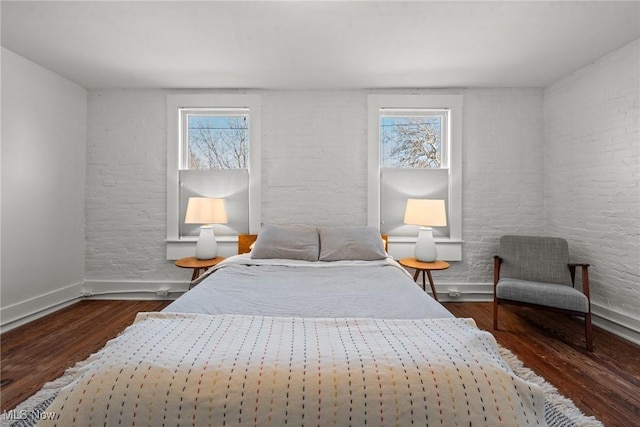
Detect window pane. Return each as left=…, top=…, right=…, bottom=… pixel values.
left=380, top=116, right=442, bottom=168
left=179, top=169, right=249, bottom=237
left=380, top=168, right=449, bottom=236
left=187, top=114, right=249, bottom=170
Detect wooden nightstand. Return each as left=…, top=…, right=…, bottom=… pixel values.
left=175, top=256, right=224, bottom=282
left=398, top=258, right=450, bottom=301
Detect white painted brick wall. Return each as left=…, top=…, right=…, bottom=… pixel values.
left=85, top=88, right=545, bottom=288
left=261, top=91, right=368, bottom=226
left=543, top=40, right=640, bottom=321
left=456, top=89, right=545, bottom=283
left=86, top=90, right=177, bottom=281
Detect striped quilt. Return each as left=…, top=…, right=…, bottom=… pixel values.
left=38, top=313, right=546, bottom=426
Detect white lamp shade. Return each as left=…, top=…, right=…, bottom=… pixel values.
left=185, top=197, right=228, bottom=225
left=404, top=199, right=447, bottom=263
left=403, top=199, right=447, bottom=227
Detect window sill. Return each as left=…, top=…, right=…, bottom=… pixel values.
left=166, top=235, right=239, bottom=260
left=387, top=236, right=462, bottom=261
left=167, top=236, right=463, bottom=262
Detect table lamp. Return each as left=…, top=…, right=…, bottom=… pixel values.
left=403, top=199, right=447, bottom=262
left=185, top=197, right=228, bottom=259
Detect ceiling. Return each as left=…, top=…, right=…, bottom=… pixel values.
left=2, top=1, right=639, bottom=90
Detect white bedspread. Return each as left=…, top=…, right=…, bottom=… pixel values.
left=166, top=255, right=452, bottom=319
left=39, top=313, right=546, bottom=427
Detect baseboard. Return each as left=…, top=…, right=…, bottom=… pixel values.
left=82, top=281, right=495, bottom=302
left=0, top=282, right=84, bottom=333
left=433, top=282, right=494, bottom=302
left=4, top=281, right=638, bottom=347
left=82, top=279, right=188, bottom=300
left=435, top=283, right=640, bottom=346
left=591, top=303, right=640, bottom=346
left=0, top=280, right=187, bottom=333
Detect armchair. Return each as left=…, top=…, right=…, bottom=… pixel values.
left=493, top=235, right=593, bottom=351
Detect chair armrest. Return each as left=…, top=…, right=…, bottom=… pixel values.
left=493, top=256, right=502, bottom=286
left=568, top=263, right=591, bottom=299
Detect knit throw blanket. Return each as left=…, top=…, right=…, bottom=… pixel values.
left=37, top=313, right=546, bottom=426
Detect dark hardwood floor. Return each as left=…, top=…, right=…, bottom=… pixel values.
left=443, top=302, right=640, bottom=427
left=1, top=300, right=639, bottom=426
left=1, top=300, right=171, bottom=411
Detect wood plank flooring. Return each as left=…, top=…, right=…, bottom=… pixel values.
left=1, top=300, right=639, bottom=426
left=443, top=302, right=640, bottom=427
left=1, top=300, right=170, bottom=411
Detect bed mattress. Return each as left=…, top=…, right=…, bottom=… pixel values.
left=165, top=255, right=452, bottom=319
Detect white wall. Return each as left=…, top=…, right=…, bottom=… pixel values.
left=262, top=91, right=369, bottom=226
left=1, top=48, right=87, bottom=329
left=85, top=90, right=167, bottom=283
left=84, top=88, right=544, bottom=299
left=460, top=89, right=546, bottom=284
left=543, top=39, right=640, bottom=340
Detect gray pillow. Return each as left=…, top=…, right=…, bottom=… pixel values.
left=319, top=226, right=387, bottom=261
left=251, top=224, right=319, bottom=261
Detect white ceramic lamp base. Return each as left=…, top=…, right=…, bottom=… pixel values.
left=414, top=227, right=438, bottom=262
left=195, top=225, right=218, bottom=259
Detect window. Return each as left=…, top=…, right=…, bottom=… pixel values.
left=368, top=95, right=462, bottom=260
left=182, top=110, right=249, bottom=170
left=178, top=108, right=251, bottom=239
left=167, top=95, right=261, bottom=259
left=380, top=110, right=448, bottom=169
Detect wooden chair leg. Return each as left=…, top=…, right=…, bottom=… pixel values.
left=585, top=312, right=593, bottom=352
left=493, top=298, right=499, bottom=330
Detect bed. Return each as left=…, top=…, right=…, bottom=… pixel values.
left=31, top=225, right=547, bottom=426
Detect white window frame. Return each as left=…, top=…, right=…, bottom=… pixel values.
left=166, top=94, right=261, bottom=259
left=380, top=108, right=449, bottom=169
left=179, top=108, right=250, bottom=170
left=368, top=94, right=463, bottom=260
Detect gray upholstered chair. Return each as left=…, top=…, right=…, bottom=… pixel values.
left=493, top=235, right=593, bottom=351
